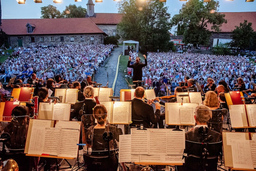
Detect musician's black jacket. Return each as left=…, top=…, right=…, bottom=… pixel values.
left=131, top=98, right=160, bottom=128
left=127, top=59, right=147, bottom=81
left=185, top=126, right=221, bottom=142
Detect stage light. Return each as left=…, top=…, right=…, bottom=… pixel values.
left=138, top=7, right=143, bottom=11
left=75, top=0, right=82, bottom=2
left=210, top=9, right=215, bottom=13
left=53, top=0, right=62, bottom=3
left=17, top=0, right=26, bottom=4
left=225, top=0, right=234, bottom=1
left=159, top=0, right=166, bottom=2
left=95, top=0, right=103, bottom=2
left=34, top=0, right=42, bottom=3
left=204, top=0, right=211, bottom=2
left=245, top=0, right=254, bottom=2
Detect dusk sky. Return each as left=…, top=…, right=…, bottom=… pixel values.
left=2, top=0, right=256, bottom=19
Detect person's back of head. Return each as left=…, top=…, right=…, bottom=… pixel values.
left=216, top=85, right=225, bottom=94
left=38, top=87, right=48, bottom=102
left=135, top=86, right=144, bottom=98
left=83, top=86, right=94, bottom=98
left=204, top=91, right=219, bottom=108
left=194, top=105, right=212, bottom=124
left=46, top=78, right=55, bottom=89
left=11, top=105, right=28, bottom=122
left=218, top=92, right=226, bottom=102
left=174, top=86, right=183, bottom=95
left=72, top=81, right=80, bottom=89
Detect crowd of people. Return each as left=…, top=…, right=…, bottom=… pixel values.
left=140, top=52, right=256, bottom=95
left=0, top=44, right=114, bottom=83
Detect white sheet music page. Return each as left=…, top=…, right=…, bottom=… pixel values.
left=165, top=103, right=180, bottom=125
left=250, top=140, right=256, bottom=168
left=145, top=89, right=156, bottom=100
left=93, top=88, right=99, bottom=97
left=231, top=140, right=254, bottom=169
left=98, top=88, right=112, bottom=102
left=55, top=121, right=80, bottom=130
left=131, top=128, right=148, bottom=154
left=148, top=129, right=166, bottom=154
left=119, top=135, right=131, bottom=162
left=55, top=89, right=66, bottom=103
left=53, top=103, right=71, bottom=121
left=43, top=128, right=60, bottom=156
left=58, top=129, right=80, bottom=158
left=229, top=108, right=244, bottom=128
left=40, top=103, right=53, bottom=112
left=65, top=89, right=78, bottom=104
left=28, top=120, right=52, bottom=155
left=166, top=130, right=185, bottom=155
left=100, top=101, right=113, bottom=122
left=226, top=132, right=247, bottom=145
left=112, top=102, right=131, bottom=124
left=179, top=107, right=194, bottom=125
left=189, top=92, right=202, bottom=104
left=246, top=105, right=256, bottom=127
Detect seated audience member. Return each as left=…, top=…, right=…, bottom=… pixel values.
left=3, top=105, right=30, bottom=170
left=184, top=105, right=222, bottom=171
left=204, top=91, right=223, bottom=133
left=131, top=86, right=160, bottom=128
left=72, top=81, right=85, bottom=101
left=234, top=77, right=246, bottom=91
left=84, top=104, right=122, bottom=171
left=204, top=78, right=216, bottom=93
left=186, top=79, right=198, bottom=92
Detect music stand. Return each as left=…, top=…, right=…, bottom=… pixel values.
left=178, top=94, right=189, bottom=104
left=133, top=80, right=144, bottom=88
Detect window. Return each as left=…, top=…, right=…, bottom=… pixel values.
left=51, top=37, right=55, bottom=42
left=30, top=37, right=35, bottom=43
left=113, top=31, right=116, bottom=36
left=70, top=37, right=74, bottom=42
left=40, top=37, right=44, bottom=42
left=60, top=37, right=64, bottom=42
left=90, top=36, right=94, bottom=41
left=80, top=36, right=84, bottom=42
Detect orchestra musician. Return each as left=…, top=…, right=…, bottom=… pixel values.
left=179, top=76, right=189, bottom=89
left=234, top=77, right=246, bottom=91
left=84, top=104, right=122, bottom=171
left=204, top=78, right=216, bottom=93
left=131, top=86, right=160, bottom=128
left=72, top=81, right=85, bottom=101
left=186, top=79, right=198, bottom=92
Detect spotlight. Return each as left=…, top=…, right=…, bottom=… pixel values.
left=159, top=0, right=166, bottom=2
left=34, top=0, right=42, bottom=2
left=204, top=0, right=211, bottom=2
left=75, top=0, right=82, bottom=1
left=17, top=0, right=26, bottom=4
left=53, top=0, right=62, bottom=3
left=245, top=0, right=254, bottom=2
left=95, top=0, right=103, bottom=2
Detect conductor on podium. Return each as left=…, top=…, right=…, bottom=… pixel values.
left=127, top=54, right=147, bottom=87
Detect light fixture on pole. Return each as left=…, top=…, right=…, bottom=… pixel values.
left=95, top=0, right=103, bottom=3
left=75, top=0, right=82, bottom=2
left=210, top=9, right=215, bottom=13
left=17, top=0, right=26, bottom=4
left=53, top=0, right=62, bottom=3
left=245, top=0, right=254, bottom=2
left=34, top=0, right=42, bottom=3
left=159, top=0, right=166, bottom=2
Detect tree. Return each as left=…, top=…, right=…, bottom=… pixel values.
left=41, top=5, right=61, bottom=19
left=171, top=0, right=226, bottom=47
left=118, top=0, right=171, bottom=52
left=230, top=20, right=256, bottom=51
left=61, top=5, right=87, bottom=18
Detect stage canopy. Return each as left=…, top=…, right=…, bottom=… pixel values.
left=123, top=40, right=139, bottom=55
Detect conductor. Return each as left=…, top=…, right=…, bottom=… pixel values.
left=127, top=54, right=147, bottom=87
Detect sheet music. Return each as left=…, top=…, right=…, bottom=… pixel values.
left=179, top=108, right=194, bottom=125
left=229, top=109, right=244, bottom=127
left=58, top=129, right=80, bottom=158
left=55, top=121, right=80, bottom=130
left=66, top=89, right=78, bottom=104
left=93, top=88, right=99, bottom=97
left=165, top=103, right=180, bottom=125
left=131, top=155, right=140, bottom=162
left=112, top=102, right=131, bottom=124
left=166, top=130, right=185, bottom=155
left=231, top=140, right=254, bottom=169
left=177, top=93, right=189, bottom=103
left=98, top=88, right=112, bottom=102
left=165, top=155, right=183, bottom=163
left=226, top=132, right=247, bottom=145
left=55, top=89, right=66, bottom=103
left=131, top=129, right=148, bottom=154
left=145, top=89, right=156, bottom=100
left=250, top=140, right=256, bottom=168
left=189, top=92, right=202, bottom=104
left=28, top=120, right=52, bottom=155
left=43, top=128, right=60, bottom=156
left=52, top=103, right=71, bottom=121
left=140, top=154, right=162, bottom=162
left=131, top=89, right=135, bottom=100
left=100, top=101, right=113, bottom=122
left=119, top=135, right=131, bottom=162
left=148, top=129, right=166, bottom=154
left=246, top=105, right=256, bottom=127
left=40, top=103, right=53, bottom=112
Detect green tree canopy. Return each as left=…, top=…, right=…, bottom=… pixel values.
left=62, top=5, right=87, bottom=18
left=171, top=0, right=226, bottom=47
left=230, top=20, right=256, bottom=51
left=118, top=0, right=171, bottom=52
left=41, top=5, right=61, bottom=19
